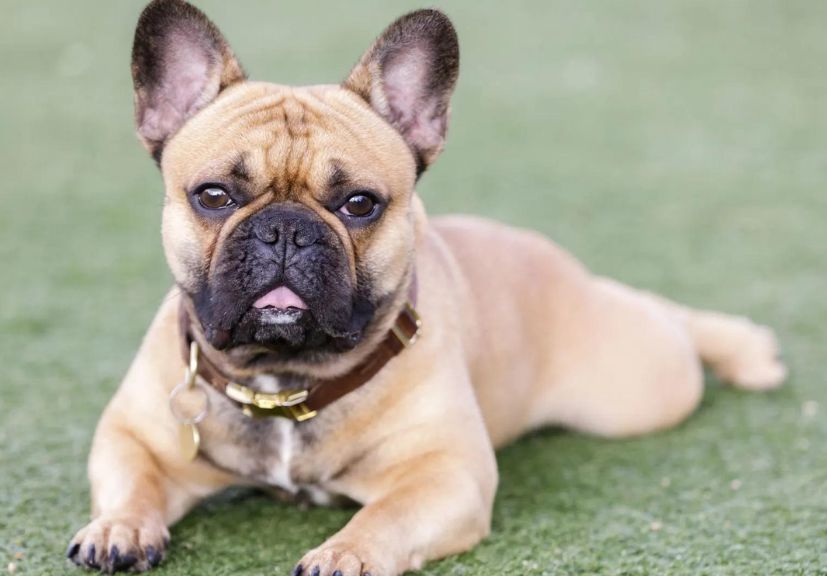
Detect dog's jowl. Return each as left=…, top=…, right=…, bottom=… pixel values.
left=67, top=1, right=787, bottom=574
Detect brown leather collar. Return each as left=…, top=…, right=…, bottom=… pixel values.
left=178, top=292, right=421, bottom=422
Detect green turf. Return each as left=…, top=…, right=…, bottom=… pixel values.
left=2, top=1, right=826, bottom=574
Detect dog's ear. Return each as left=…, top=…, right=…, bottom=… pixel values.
left=131, top=0, right=245, bottom=162
left=344, top=10, right=459, bottom=174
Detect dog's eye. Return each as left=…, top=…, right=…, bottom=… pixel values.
left=339, top=193, right=376, bottom=218
left=196, top=186, right=234, bottom=210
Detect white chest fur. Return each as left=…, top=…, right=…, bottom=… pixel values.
left=250, top=375, right=297, bottom=491
left=196, top=374, right=334, bottom=505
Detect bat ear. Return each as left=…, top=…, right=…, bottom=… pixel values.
left=131, top=0, right=245, bottom=162
left=343, top=9, right=459, bottom=174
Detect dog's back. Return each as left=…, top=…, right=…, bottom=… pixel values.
left=432, top=214, right=784, bottom=443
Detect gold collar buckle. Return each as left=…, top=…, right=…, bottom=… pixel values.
left=226, top=382, right=317, bottom=422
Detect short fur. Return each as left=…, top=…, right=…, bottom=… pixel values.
left=68, top=2, right=787, bottom=574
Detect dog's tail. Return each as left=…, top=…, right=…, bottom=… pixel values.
left=651, top=293, right=787, bottom=390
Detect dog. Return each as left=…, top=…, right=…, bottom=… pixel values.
left=66, top=1, right=787, bottom=574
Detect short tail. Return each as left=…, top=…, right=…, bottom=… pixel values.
left=653, top=294, right=787, bottom=390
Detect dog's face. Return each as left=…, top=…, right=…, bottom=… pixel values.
left=131, top=1, right=458, bottom=369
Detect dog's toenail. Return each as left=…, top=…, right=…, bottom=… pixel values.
left=85, top=544, right=98, bottom=567
left=66, top=542, right=80, bottom=559
left=120, top=554, right=138, bottom=570
left=110, top=546, right=137, bottom=571
left=146, top=545, right=162, bottom=567
left=333, top=571, right=343, bottom=576
left=291, top=565, right=304, bottom=576
left=311, top=566, right=321, bottom=576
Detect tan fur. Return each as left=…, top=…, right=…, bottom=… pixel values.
left=70, top=14, right=786, bottom=576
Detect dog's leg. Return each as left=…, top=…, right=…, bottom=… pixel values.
left=67, top=407, right=232, bottom=573
left=642, top=289, right=787, bottom=390
left=294, top=418, right=498, bottom=576
left=532, top=278, right=786, bottom=438
left=68, top=418, right=173, bottom=572
left=594, top=278, right=787, bottom=391
left=68, top=295, right=235, bottom=573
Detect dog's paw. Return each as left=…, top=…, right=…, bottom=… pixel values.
left=293, top=540, right=391, bottom=576
left=715, top=322, right=787, bottom=391
left=67, top=515, right=169, bottom=573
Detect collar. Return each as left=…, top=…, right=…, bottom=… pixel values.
left=178, top=287, right=421, bottom=423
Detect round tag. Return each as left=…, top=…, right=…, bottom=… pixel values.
left=169, top=381, right=210, bottom=425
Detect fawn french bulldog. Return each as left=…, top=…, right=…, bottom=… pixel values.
left=67, top=1, right=786, bottom=574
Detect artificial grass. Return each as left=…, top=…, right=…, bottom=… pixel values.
left=1, top=1, right=826, bottom=574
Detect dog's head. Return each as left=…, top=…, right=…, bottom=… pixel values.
left=131, top=0, right=458, bottom=371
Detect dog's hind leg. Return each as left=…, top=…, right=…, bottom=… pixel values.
left=531, top=277, right=786, bottom=439
left=635, top=284, right=787, bottom=391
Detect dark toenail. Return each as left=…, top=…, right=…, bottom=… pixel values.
left=66, top=542, right=80, bottom=559
left=85, top=544, right=98, bottom=567
left=110, top=547, right=137, bottom=571
left=333, top=571, right=343, bottom=576
left=291, top=565, right=304, bottom=576
left=311, top=566, right=321, bottom=576
left=146, top=545, right=162, bottom=567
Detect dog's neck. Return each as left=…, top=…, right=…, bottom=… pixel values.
left=176, top=271, right=420, bottom=421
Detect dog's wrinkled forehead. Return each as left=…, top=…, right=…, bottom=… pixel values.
left=162, top=82, right=416, bottom=202
left=132, top=0, right=458, bottom=185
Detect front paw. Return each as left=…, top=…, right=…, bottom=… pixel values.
left=293, top=540, right=391, bottom=576
left=67, top=515, right=169, bottom=573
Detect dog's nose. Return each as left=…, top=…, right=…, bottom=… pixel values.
left=252, top=204, right=324, bottom=249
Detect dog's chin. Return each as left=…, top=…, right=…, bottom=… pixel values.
left=242, top=306, right=315, bottom=347
left=216, top=305, right=364, bottom=366
left=192, top=281, right=380, bottom=368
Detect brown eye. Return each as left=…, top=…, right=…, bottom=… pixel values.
left=196, top=186, right=233, bottom=210
left=340, top=193, right=376, bottom=218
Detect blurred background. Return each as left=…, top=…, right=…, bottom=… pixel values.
left=1, top=1, right=825, bottom=574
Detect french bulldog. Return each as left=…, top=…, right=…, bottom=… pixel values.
left=67, top=1, right=787, bottom=574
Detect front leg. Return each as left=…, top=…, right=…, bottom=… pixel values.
left=67, top=294, right=236, bottom=572
left=67, top=407, right=232, bottom=573
left=295, top=442, right=497, bottom=576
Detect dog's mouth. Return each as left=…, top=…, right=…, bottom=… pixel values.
left=190, top=276, right=382, bottom=369
left=252, top=286, right=309, bottom=325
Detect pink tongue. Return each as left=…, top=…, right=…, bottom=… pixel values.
left=253, top=286, right=308, bottom=310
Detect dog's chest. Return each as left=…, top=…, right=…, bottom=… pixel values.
left=196, top=375, right=333, bottom=504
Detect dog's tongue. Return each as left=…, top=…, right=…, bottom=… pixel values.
left=253, top=286, right=308, bottom=310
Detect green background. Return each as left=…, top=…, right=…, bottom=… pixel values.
left=1, top=1, right=825, bottom=574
